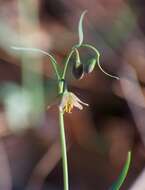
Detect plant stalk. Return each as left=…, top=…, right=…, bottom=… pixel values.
left=59, top=107, right=69, bottom=190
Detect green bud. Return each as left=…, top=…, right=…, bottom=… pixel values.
left=72, top=61, right=84, bottom=80
left=85, top=58, right=96, bottom=73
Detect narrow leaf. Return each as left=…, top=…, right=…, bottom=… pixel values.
left=110, top=151, right=131, bottom=190
left=78, top=10, right=87, bottom=46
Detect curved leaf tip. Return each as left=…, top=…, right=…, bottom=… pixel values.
left=110, top=151, right=131, bottom=190
left=78, top=10, right=88, bottom=46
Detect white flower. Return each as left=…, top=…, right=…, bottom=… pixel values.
left=59, top=91, right=89, bottom=113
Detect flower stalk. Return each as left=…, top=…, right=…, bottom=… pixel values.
left=59, top=107, right=69, bottom=190
left=58, top=79, right=69, bottom=190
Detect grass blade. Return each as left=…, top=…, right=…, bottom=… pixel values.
left=110, top=151, right=131, bottom=190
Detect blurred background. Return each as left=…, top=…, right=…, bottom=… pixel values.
left=0, top=0, right=145, bottom=190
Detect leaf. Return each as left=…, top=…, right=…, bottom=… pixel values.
left=78, top=10, right=87, bottom=46
left=110, top=151, right=131, bottom=190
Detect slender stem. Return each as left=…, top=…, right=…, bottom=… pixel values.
left=59, top=107, right=69, bottom=190
left=80, top=44, right=120, bottom=80
left=62, top=48, right=75, bottom=79
left=11, top=46, right=60, bottom=80
left=59, top=61, right=69, bottom=190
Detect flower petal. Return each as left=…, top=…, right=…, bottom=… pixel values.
left=70, top=93, right=89, bottom=106
left=73, top=101, right=83, bottom=110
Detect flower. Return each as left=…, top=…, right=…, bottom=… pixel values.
left=59, top=91, right=89, bottom=113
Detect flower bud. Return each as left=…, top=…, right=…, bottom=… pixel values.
left=72, top=61, right=84, bottom=80
left=85, top=58, right=96, bottom=73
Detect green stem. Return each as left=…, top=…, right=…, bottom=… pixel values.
left=80, top=44, right=119, bottom=80
left=62, top=48, right=76, bottom=79
left=11, top=46, right=60, bottom=80
left=59, top=107, right=69, bottom=190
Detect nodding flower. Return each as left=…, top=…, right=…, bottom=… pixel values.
left=59, top=91, right=89, bottom=113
